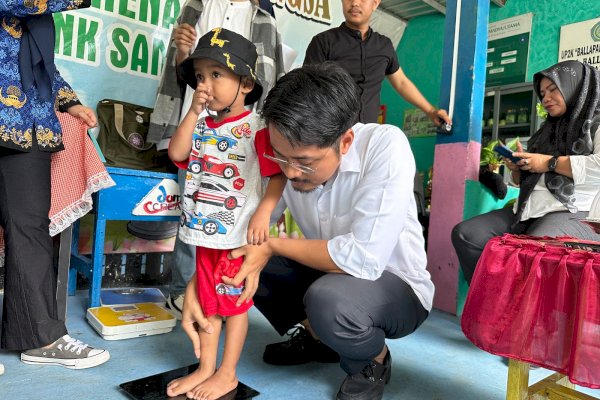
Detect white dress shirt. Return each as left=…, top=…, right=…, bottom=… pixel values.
left=273, top=123, right=435, bottom=311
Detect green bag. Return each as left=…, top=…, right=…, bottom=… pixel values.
left=96, top=99, right=168, bottom=171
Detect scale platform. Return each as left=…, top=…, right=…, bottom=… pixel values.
left=120, top=363, right=259, bottom=399
left=87, top=302, right=176, bottom=340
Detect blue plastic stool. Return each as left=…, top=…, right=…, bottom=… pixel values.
left=68, top=167, right=179, bottom=308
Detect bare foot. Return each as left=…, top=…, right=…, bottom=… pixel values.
left=166, top=365, right=215, bottom=398
left=187, top=369, right=238, bottom=400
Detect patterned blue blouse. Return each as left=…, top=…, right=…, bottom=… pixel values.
left=0, top=0, right=90, bottom=152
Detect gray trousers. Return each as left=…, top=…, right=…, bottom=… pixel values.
left=452, top=207, right=600, bottom=284
left=169, top=168, right=196, bottom=297
left=253, top=256, right=429, bottom=374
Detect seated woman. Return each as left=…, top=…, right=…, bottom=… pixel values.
left=452, top=60, right=600, bottom=284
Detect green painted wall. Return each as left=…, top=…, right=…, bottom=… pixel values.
left=381, top=14, right=445, bottom=128
left=386, top=0, right=600, bottom=177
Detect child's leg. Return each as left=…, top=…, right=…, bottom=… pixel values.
left=188, top=311, right=248, bottom=400
left=166, top=314, right=223, bottom=397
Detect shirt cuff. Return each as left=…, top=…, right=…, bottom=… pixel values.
left=327, top=235, right=382, bottom=281
left=569, top=155, right=586, bottom=185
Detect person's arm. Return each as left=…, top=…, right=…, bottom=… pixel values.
left=512, top=152, right=573, bottom=177
left=224, top=237, right=341, bottom=306
left=387, top=68, right=451, bottom=126
left=246, top=128, right=286, bottom=244
left=174, top=23, right=197, bottom=65
left=303, top=35, right=328, bottom=65
left=181, top=273, right=215, bottom=358
left=247, top=174, right=286, bottom=244
left=54, top=70, right=81, bottom=112
left=225, top=127, right=415, bottom=304
left=1, top=0, right=90, bottom=15
left=564, top=127, right=600, bottom=184
left=66, top=105, right=97, bottom=128
left=168, top=109, right=198, bottom=162
left=169, top=84, right=211, bottom=161
left=512, top=131, right=600, bottom=180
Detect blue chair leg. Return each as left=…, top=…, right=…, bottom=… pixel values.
left=89, top=217, right=106, bottom=308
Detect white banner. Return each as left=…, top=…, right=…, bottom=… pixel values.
left=53, top=1, right=402, bottom=108
left=559, top=17, right=600, bottom=70
left=54, top=1, right=178, bottom=109
left=273, top=0, right=344, bottom=68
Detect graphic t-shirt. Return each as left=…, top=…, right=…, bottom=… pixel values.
left=176, top=111, right=280, bottom=249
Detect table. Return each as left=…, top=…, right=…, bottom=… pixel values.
left=461, top=234, right=600, bottom=399
left=68, top=167, right=179, bottom=308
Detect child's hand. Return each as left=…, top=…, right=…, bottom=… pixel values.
left=190, top=84, right=213, bottom=115
left=247, top=211, right=270, bottom=245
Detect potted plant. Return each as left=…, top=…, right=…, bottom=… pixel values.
left=479, top=138, right=519, bottom=199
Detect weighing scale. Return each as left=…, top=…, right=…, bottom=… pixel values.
left=87, top=302, right=176, bottom=340
left=120, top=363, right=259, bottom=399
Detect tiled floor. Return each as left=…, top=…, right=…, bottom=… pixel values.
left=0, top=290, right=598, bottom=400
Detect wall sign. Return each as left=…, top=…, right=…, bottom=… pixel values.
left=485, top=13, right=532, bottom=87
left=559, top=17, right=600, bottom=70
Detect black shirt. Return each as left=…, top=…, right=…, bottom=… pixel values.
left=304, top=23, right=400, bottom=123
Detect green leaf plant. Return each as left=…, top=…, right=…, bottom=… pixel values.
left=480, top=137, right=519, bottom=173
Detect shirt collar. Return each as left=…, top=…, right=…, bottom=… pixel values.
left=205, top=110, right=252, bottom=128
left=338, top=124, right=361, bottom=173
left=340, top=22, right=372, bottom=41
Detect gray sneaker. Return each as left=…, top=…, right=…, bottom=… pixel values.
left=165, top=294, right=184, bottom=320
left=21, top=335, right=110, bottom=369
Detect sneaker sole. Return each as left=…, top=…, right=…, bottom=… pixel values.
left=165, top=299, right=183, bottom=320
left=21, top=350, right=110, bottom=370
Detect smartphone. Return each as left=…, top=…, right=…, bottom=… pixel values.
left=493, top=143, right=521, bottom=163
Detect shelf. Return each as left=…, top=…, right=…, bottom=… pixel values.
left=482, top=82, right=541, bottom=143
left=499, top=123, right=530, bottom=129
left=483, top=123, right=530, bottom=132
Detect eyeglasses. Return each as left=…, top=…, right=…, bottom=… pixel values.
left=263, top=150, right=331, bottom=175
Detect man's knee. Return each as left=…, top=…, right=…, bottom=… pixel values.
left=304, top=276, right=369, bottom=342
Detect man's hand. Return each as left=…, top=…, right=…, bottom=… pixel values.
left=223, top=242, right=274, bottom=306
left=174, top=23, right=197, bottom=63
left=426, top=108, right=451, bottom=127
left=181, top=275, right=214, bottom=359
left=67, top=104, right=97, bottom=128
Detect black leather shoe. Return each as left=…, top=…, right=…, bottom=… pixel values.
left=336, top=350, right=392, bottom=400
left=263, top=326, right=340, bottom=365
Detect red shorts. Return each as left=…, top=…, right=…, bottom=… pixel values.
left=195, top=247, right=253, bottom=317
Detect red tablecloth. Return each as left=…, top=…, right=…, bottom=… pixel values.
left=0, top=113, right=115, bottom=265
left=461, top=234, right=600, bottom=388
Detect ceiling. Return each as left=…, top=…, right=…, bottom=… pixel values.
left=379, top=0, right=506, bottom=21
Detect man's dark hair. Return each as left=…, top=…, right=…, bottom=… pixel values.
left=261, top=62, right=360, bottom=148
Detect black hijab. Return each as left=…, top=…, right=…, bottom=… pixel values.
left=513, top=60, right=600, bottom=223
left=19, top=15, right=56, bottom=101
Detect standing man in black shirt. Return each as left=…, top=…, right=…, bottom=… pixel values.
left=305, top=0, right=451, bottom=126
